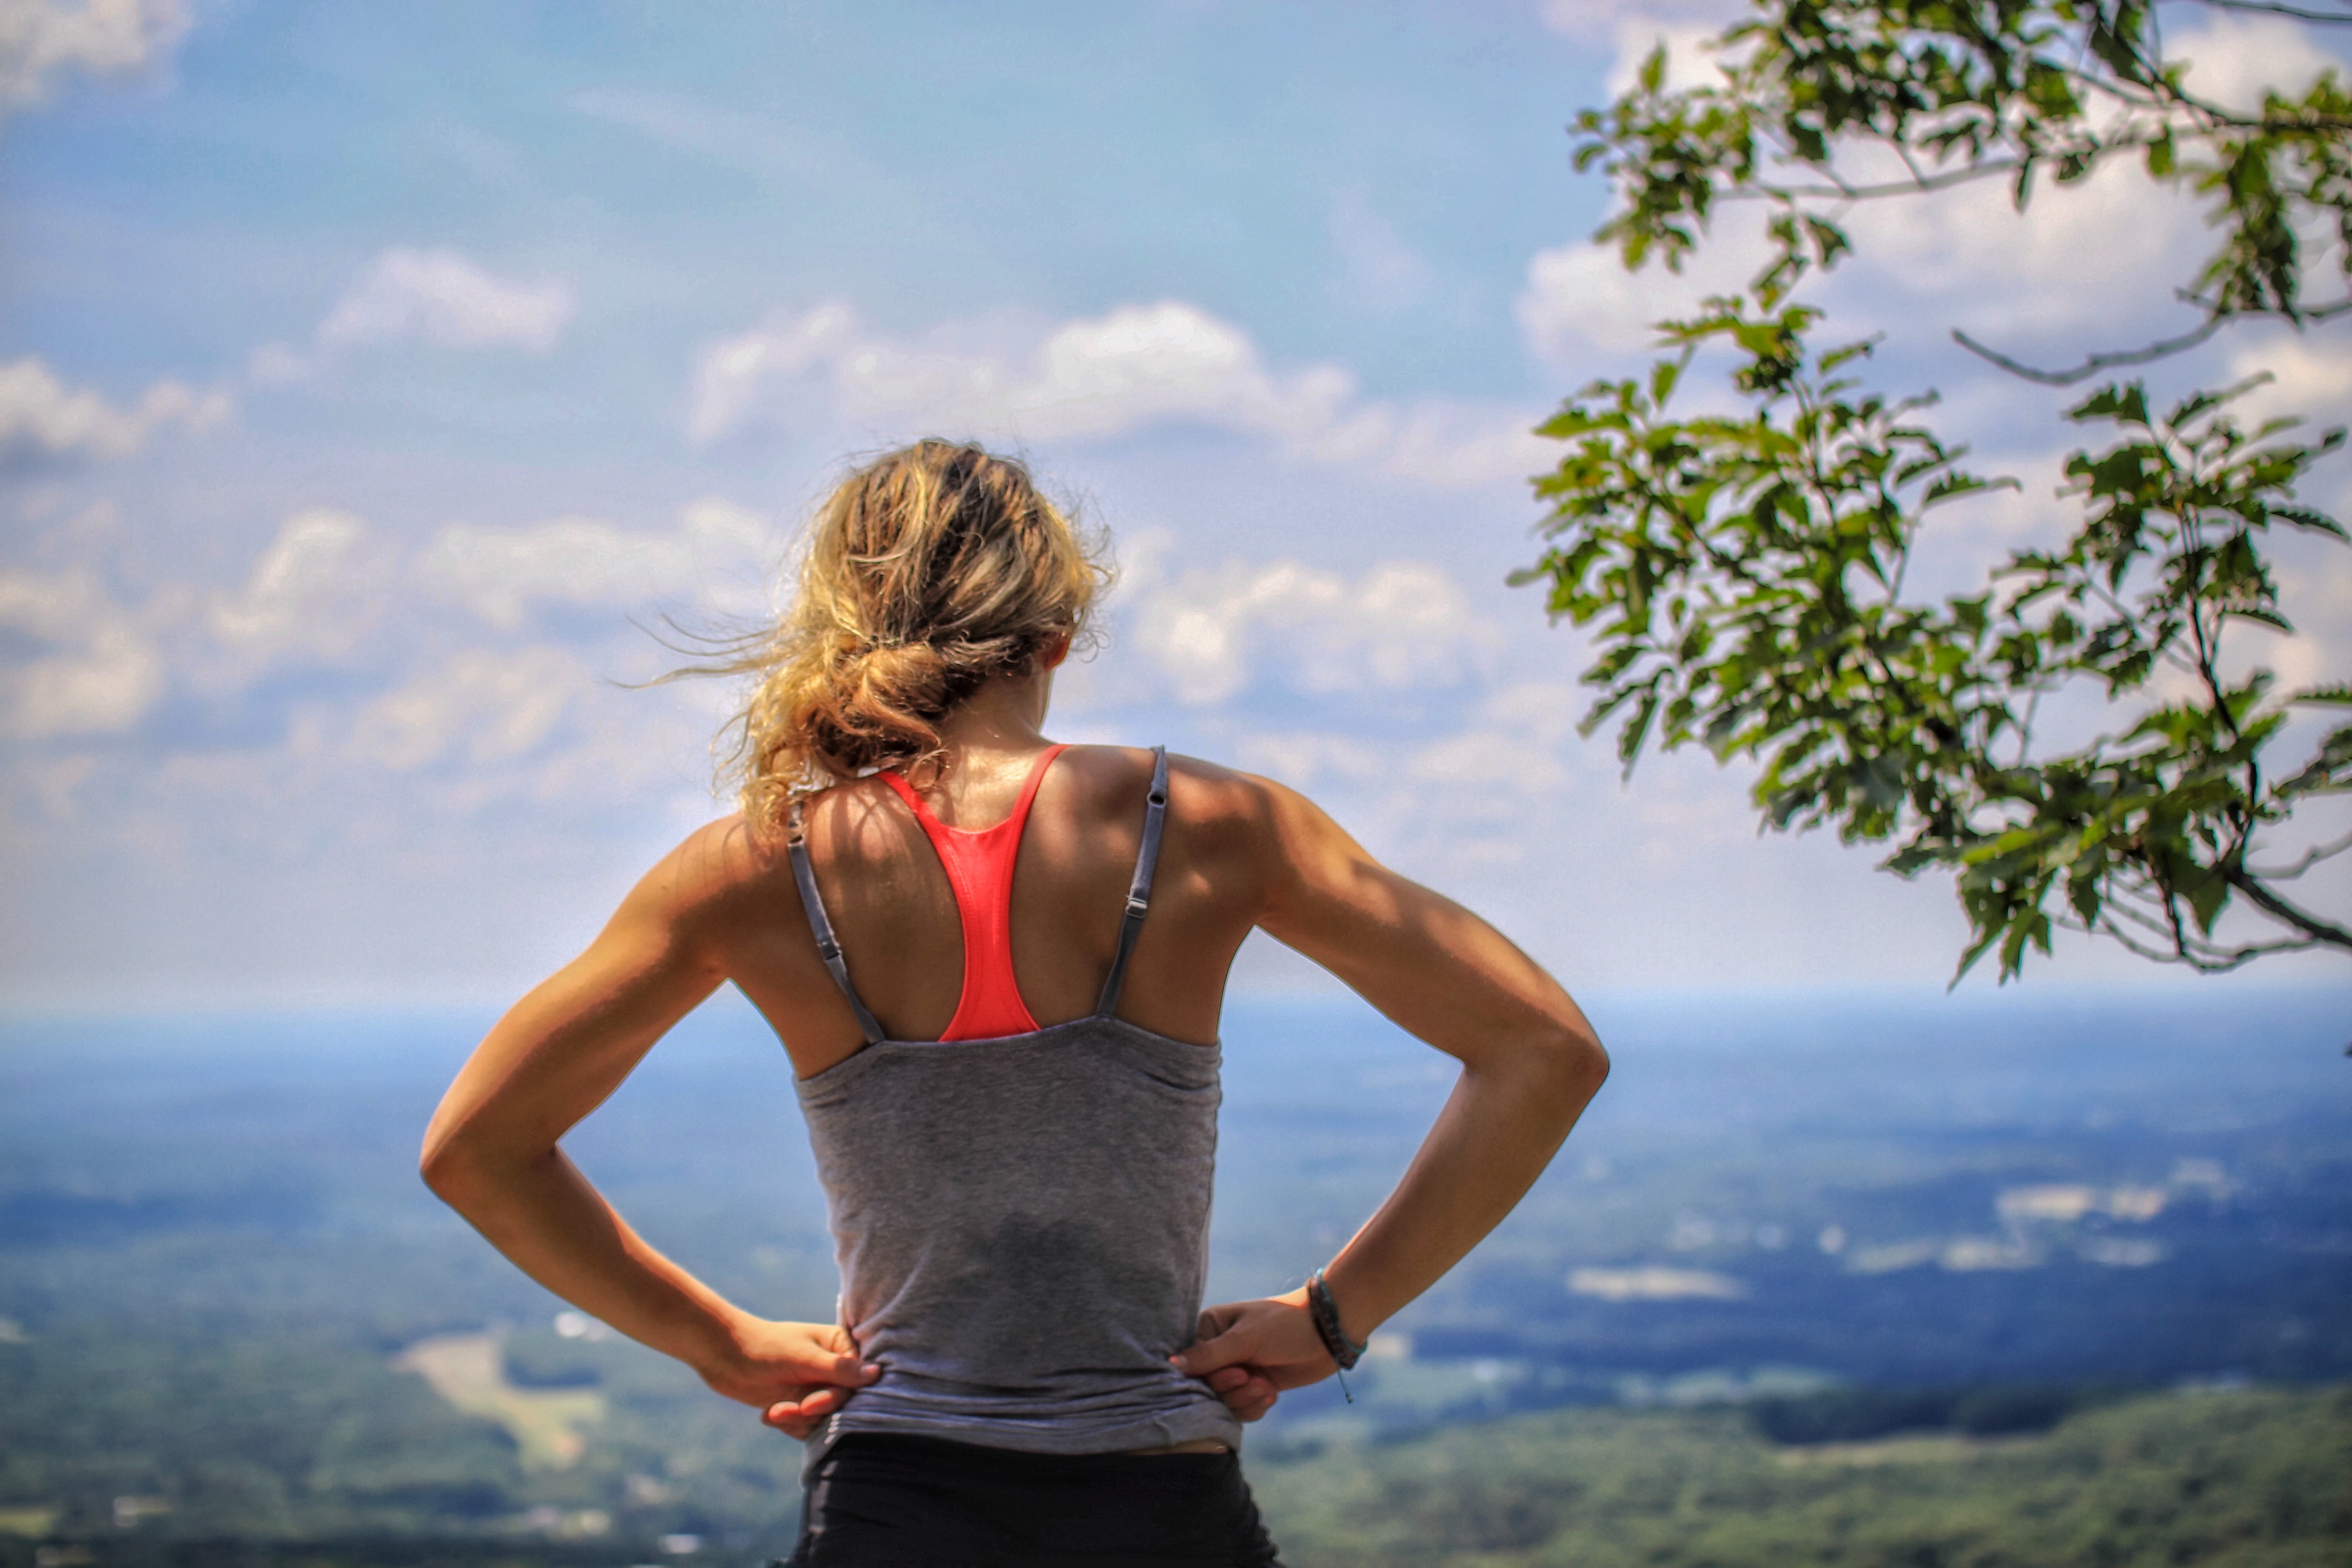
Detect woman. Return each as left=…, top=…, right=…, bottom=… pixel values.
left=421, top=440, right=1608, bottom=1567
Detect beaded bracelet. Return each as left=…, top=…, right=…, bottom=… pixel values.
left=1305, top=1268, right=1368, bottom=1402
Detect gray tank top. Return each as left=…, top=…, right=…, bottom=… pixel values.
left=786, top=747, right=1241, bottom=1470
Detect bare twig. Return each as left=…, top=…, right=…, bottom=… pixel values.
left=1725, top=161, right=2021, bottom=202
left=1952, top=318, right=2227, bottom=384
left=2175, top=292, right=2352, bottom=324
left=2096, top=877, right=2324, bottom=963
left=2190, top=0, right=2352, bottom=24
left=2244, top=827, right=2352, bottom=879
left=2225, top=866, right=2352, bottom=949
left=2059, top=912, right=2316, bottom=971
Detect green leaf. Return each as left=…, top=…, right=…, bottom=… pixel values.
left=2227, top=606, right=2294, bottom=633
left=2069, top=383, right=2150, bottom=429
left=2067, top=872, right=2102, bottom=926
left=1649, top=356, right=1683, bottom=409
left=2184, top=871, right=2230, bottom=936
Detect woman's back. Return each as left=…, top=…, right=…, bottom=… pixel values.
left=784, top=742, right=1249, bottom=1464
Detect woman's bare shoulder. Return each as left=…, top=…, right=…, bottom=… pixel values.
left=648, top=813, right=793, bottom=916
left=1056, top=744, right=1283, bottom=842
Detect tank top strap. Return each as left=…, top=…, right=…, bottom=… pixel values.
left=1094, top=746, right=1169, bottom=1020
left=788, top=796, right=885, bottom=1046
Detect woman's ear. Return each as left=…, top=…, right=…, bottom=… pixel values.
left=1040, top=632, right=1072, bottom=670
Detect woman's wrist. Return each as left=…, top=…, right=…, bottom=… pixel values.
left=627, top=1290, right=761, bottom=1383
left=1305, top=1269, right=1368, bottom=1369
left=1312, top=1258, right=1386, bottom=1347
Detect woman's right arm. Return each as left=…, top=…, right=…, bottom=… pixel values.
left=419, top=821, right=878, bottom=1439
left=1172, top=776, right=1608, bottom=1414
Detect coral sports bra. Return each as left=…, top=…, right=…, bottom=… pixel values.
left=878, top=743, right=1067, bottom=1041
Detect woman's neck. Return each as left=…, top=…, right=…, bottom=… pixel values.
left=933, top=666, right=1055, bottom=760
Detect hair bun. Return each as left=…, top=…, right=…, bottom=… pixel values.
left=716, top=439, right=1112, bottom=821
left=847, top=640, right=951, bottom=709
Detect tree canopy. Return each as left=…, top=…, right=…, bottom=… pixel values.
left=1524, top=0, right=2352, bottom=980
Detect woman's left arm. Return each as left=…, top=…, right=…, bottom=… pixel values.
left=419, top=823, right=877, bottom=1439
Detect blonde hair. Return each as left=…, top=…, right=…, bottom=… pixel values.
left=710, top=440, right=1110, bottom=829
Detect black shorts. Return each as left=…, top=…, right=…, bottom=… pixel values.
left=783, top=1433, right=1285, bottom=1568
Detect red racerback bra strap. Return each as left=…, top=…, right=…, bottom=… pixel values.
left=880, top=744, right=1067, bottom=1041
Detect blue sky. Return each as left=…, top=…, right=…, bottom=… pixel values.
left=4, top=0, right=2348, bottom=1009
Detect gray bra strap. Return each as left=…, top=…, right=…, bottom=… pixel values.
left=1095, top=746, right=1169, bottom=1019
left=788, top=797, right=885, bottom=1046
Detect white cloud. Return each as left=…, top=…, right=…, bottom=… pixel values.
left=348, top=646, right=587, bottom=773
left=2177, top=13, right=2343, bottom=115
left=1568, top=1265, right=1748, bottom=1301
left=417, top=497, right=771, bottom=629
left=1215, top=683, right=1586, bottom=810
left=0, top=356, right=231, bottom=464
left=1519, top=221, right=1759, bottom=367
left=1840, top=155, right=2209, bottom=346
left=2230, top=329, right=2352, bottom=432
left=0, top=567, right=162, bottom=739
left=1404, top=681, right=1584, bottom=795
left=1602, top=16, right=1726, bottom=97
left=1226, top=728, right=1388, bottom=793
left=689, top=299, right=1546, bottom=487
left=686, top=303, right=857, bottom=444
left=0, top=0, right=188, bottom=113
left=1132, top=558, right=1499, bottom=706
left=207, top=509, right=387, bottom=666
left=314, top=248, right=576, bottom=355
left=1539, top=0, right=1747, bottom=42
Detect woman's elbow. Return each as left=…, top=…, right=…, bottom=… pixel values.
left=419, top=1121, right=488, bottom=1206
left=1534, top=1019, right=1609, bottom=1105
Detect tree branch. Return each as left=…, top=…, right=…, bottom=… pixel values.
left=2062, top=911, right=2318, bottom=971
left=1724, top=161, right=2020, bottom=203
left=2244, top=827, right=2352, bottom=879
left=2190, top=0, right=2352, bottom=24
left=2223, top=867, right=2352, bottom=949
left=1951, top=318, right=2228, bottom=385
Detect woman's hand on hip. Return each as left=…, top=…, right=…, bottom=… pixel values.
left=1169, top=1290, right=1331, bottom=1422
left=697, top=1318, right=882, bottom=1441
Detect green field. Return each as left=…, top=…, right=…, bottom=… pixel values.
left=1250, top=1386, right=2352, bottom=1568
left=2, top=1321, right=2343, bottom=1568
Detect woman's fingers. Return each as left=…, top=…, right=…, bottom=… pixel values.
left=1207, top=1366, right=1277, bottom=1415
left=729, top=1325, right=884, bottom=1438
left=764, top=1409, right=822, bottom=1440
left=711, top=1320, right=882, bottom=1410
left=1194, top=1301, right=1245, bottom=1343
left=760, top=1386, right=843, bottom=1439
left=1174, top=1294, right=1328, bottom=1384
left=807, top=1325, right=881, bottom=1385
left=1169, top=1310, right=1263, bottom=1377
left=820, top=1350, right=882, bottom=1386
